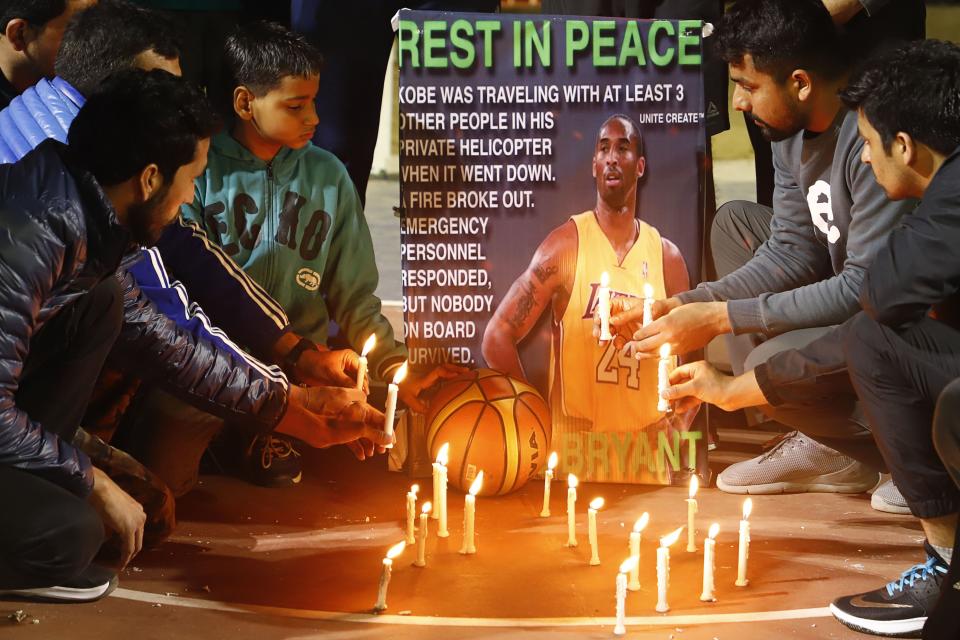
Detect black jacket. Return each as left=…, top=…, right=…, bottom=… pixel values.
left=0, top=141, right=288, bottom=497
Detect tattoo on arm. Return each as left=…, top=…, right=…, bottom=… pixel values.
left=533, top=262, right=558, bottom=284
left=507, top=281, right=537, bottom=329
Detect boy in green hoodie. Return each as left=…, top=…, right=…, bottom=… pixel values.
left=182, top=20, right=458, bottom=425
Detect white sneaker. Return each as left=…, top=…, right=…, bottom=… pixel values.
left=0, top=564, right=117, bottom=603
left=871, top=479, right=911, bottom=515
left=716, top=431, right=880, bottom=494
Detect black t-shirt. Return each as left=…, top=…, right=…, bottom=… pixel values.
left=0, top=71, right=18, bottom=111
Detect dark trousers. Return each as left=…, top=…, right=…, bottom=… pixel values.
left=925, top=378, right=960, bottom=639
left=0, top=277, right=122, bottom=589
left=844, top=313, right=960, bottom=519
left=711, top=201, right=883, bottom=468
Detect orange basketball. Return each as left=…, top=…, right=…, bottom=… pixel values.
left=426, top=368, right=551, bottom=496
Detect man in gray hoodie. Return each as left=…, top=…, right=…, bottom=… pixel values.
left=608, top=0, right=914, bottom=501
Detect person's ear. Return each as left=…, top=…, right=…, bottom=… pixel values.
left=233, top=85, right=256, bottom=121
left=137, top=164, right=162, bottom=202
left=792, top=69, right=813, bottom=102
left=896, top=131, right=916, bottom=167
left=636, top=156, right=646, bottom=179
left=4, top=18, right=30, bottom=52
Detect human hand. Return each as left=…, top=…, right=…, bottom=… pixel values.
left=88, top=466, right=147, bottom=569
left=398, top=363, right=469, bottom=413
left=296, top=347, right=366, bottom=392
left=278, top=386, right=391, bottom=452
left=593, top=297, right=639, bottom=349
left=663, top=361, right=765, bottom=413
left=629, top=301, right=730, bottom=359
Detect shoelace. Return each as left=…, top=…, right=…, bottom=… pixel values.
left=885, top=557, right=948, bottom=596
left=759, top=430, right=802, bottom=461
left=259, top=435, right=300, bottom=469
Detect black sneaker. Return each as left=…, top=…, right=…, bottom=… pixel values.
left=242, top=433, right=303, bottom=487
left=830, top=547, right=948, bottom=638
left=0, top=564, right=117, bottom=603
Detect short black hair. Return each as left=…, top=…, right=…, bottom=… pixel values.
left=840, top=40, right=960, bottom=157
left=69, top=69, right=220, bottom=186
left=0, top=0, right=66, bottom=33
left=224, top=20, right=323, bottom=96
left=55, top=0, right=180, bottom=97
left=598, top=114, right=645, bottom=158
left=714, top=0, right=847, bottom=82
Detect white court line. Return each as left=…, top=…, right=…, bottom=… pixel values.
left=111, top=588, right=831, bottom=628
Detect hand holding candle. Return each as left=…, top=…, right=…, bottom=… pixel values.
left=642, top=282, right=654, bottom=327
left=598, top=272, right=612, bottom=342
left=435, top=443, right=450, bottom=537
left=686, top=476, right=699, bottom=552
left=736, top=498, right=752, bottom=587
left=656, top=527, right=683, bottom=613
left=540, top=451, right=558, bottom=518
left=459, top=471, right=483, bottom=555
left=588, top=497, right=604, bottom=565
left=657, top=343, right=673, bottom=413
left=700, top=523, right=720, bottom=602
left=614, top=557, right=638, bottom=636
left=414, top=502, right=431, bottom=568
left=405, top=484, right=419, bottom=544
left=356, top=334, right=376, bottom=392
left=628, top=512, right=649, bottom=591
left=566, top=474, right=578, bottom=547
left=383, top=362, right=408, bottom=448
left=373, top=541, right=406, bottom=613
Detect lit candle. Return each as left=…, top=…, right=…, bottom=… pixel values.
left=540, top=451, right=558, bottom=518
left=628, top=512, right=649, bottom=591
left=657, top=343, right=672, bottom=413
left=373, top=541, right=406, bottom=613
left=588, top=497, right=604, bottom=565
left=656, top=527, right=683, bottom=613
left=598, top=272, right=612, bottom=342
left=405, top=484, right=419, bottom=544
left=614, top=557, right=638, bottom=636
left=383, top=362, right=408, bottom=449
left=431, top=444, right=446, bottom=521
left=356, top=334, right=376, bottom=391
left=736, top=498, right=752, bottom=587
left=700, top=523, right=720, bottom=602
left=566, top=474, right=578, bottom=547
left=459, top=471, right=483, bottom=555
left=436, top=443, right=450, bottom=537
left=686, top=475, right=699, bottom=552
left=414, top=502, right=431, bottom=568
left=642, top=282, right=654, bottom=327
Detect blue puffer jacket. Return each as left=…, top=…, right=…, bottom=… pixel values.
left=0, top=77, right=82, bottom=163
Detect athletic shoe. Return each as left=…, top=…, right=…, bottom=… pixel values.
left=716, top=431, right=880, bottom=494
left=871, top=479, right=911, bottom=515
left=0, top=564, right=117, bottom=603
left=207, top=431, right=303, bottom=488
left=830, top=546, right=948, bottom=638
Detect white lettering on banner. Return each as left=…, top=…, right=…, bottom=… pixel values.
left=806, top=179, right=841, bottom=244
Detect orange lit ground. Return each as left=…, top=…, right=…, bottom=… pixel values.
left=1, top=447, right=924, bottom=640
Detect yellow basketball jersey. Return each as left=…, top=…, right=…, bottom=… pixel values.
left=550, top=211, right=666, bottom=431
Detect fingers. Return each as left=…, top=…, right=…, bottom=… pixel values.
left=359, top=425, right=394, bottom=449
left=346, top=440, right=366, bottom=460
left=668, top=362, right=700, bottom=384
left=609, top=300, right=644, bottom=327
left=662, top=379, right=697, bottom=401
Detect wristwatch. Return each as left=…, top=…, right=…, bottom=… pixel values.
left=283, top=337, right=317, bottom=378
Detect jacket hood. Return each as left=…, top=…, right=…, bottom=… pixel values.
left=212, top=131, right=310, bottom=182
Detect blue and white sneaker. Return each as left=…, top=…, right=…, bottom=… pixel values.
left=829, top=546, right=948, bottom=638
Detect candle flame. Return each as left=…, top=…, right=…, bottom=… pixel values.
left=393, top=362, right=409, bottom=385
left=421, top=501, right=432, bottom=514
left=689, top=475, right=699, bottom=498
left=436, top=442, right=449, bottom=466
left=468, top=470, right=484, bottom=496
left=548, top=451, right=558, bottom=470
left=743, top=497, right=753, bottom=520
left=660, top=527, right=684, bottom=548
left=708, top=522, right=720, bottom=539
left=410, top=484, right=419, bottom=495
left=568, top=473, right=578, bottom=488
left=589, top=497, right=604, bottom=510
left=600, top=271, right=610, bottom=287
left=633, top=512, right=649, bottom=533
left=659, top=343, right=672, bottom=358
left=643, top=282, right=654, bottom=298
left=361, top=334, right=376, bottom=357
left=386, top=541, right=406, bottom=560
left=619, top=556, right=639, bottom=574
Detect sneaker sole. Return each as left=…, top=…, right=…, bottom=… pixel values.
left=0, top=575, right=118, bottom=604
left=871, top=493, right=912, bottom=515
left=717, top=475, right=878, bottom=495
left=829, top=603, right=925, bottom=638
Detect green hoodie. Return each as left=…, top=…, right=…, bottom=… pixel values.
left=182, top=132, right=406, bottom=381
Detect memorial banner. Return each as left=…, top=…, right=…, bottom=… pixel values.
left=398, top=11, right=707, bottom=484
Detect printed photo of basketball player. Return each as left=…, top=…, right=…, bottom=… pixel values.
left=482, top=115, right=699, bottom=481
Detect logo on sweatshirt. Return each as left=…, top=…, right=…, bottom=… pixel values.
left=806, top=179, right=841, bottom=244
left=296, top=267, right=321, bottom=292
